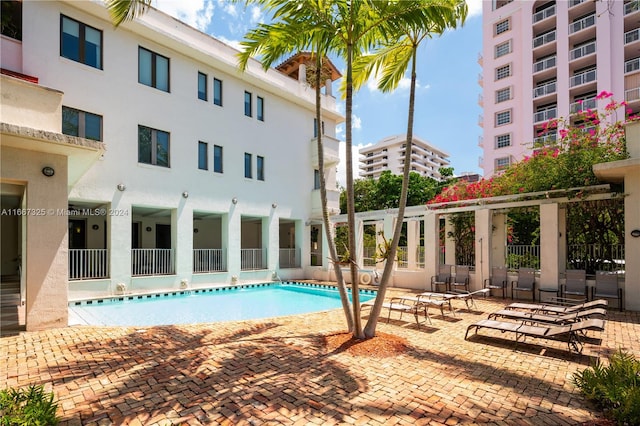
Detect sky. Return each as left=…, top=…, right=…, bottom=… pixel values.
left=152, top=0, right=484, bottom=186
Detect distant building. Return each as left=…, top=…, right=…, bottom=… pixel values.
left=358, top=134, right=450, bottom=180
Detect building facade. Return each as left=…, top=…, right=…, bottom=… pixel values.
left=359, top=134, right=450, bottom=180
left=0, top=0, right=343, bottom=330
left=480, top=0, right=640, bottom=176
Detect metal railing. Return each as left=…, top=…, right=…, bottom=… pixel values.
left=193, top=249, right=225, bottom=273
left=533, top=132, right=558, bottom=146
left=625, top=57, right=640, bottom=73
left=533, top=81, right=556, bottom=98
left=534, top=108, right=557, bottom=123
left=533, top=55, right=556, bottom=73
left=569, top=41, right=596, bottom=61
left=567, top=244, right=625, bottom=274
left=625, top=87, right=640, bottom=102
left=570, top=69, right=596, bottom=87
left=625, top=1, right=639, bottom=15
left=569, top=0, right=586, bottom=6
left=397, top=246, right=408, bottom=269
left=569, top=14, right=595, bottom=34
left=570, top=97, right=597, bottom=114
left=241, top=248, right=266, bottom=270
left=69, top=249, right=108, bottom=280
left=132, top=248, right=174, bottom=276
left=279, top=248, right=300, bottom=269
left=506, top=245, right=540, bottom=269
left=533, top=30, right=556, bottom=48
left=625, top=28, right=640, bottom=44
left=533, top=5, right=555, bottom=23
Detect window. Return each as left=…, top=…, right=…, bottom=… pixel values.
left=495, top=64, right=511, bottom=80
left=138, top=47, right=169, bottom=92
left=198, top=141, right=208, bottom=170
left=313, top=118, right=325, bottom=137
left=244, top=91, right=252, bottom=117
left=495, top=110, right=512, bottom=126
left=62, top=106, right=102, bottom=141
left=60, top=15, right=102, bottom=69
left=495, top=134, right=511, bottom=148
left=495, top=87, right=511, bottom=103
left=257, top=156, right=265, bottom=181
left=244, top=153, right=252, bottom=178
left=257, top=96, right=264, bottom=121
left=314, top=170, right=321, bottom=190
left=495, top=19, right=510, bottom=35
left=1, top=1, right=22, bottom=41
left=213, top=78, right=223, bottom=106
left=495, top=156, right=511, bottom=170
left=493, top=0, right=513, bottom=11
left=138, top=125, right=170, bottom=167
left=495, top=40, right=511, bottom=58
left=198, top=72, right=207, bottom=101
left=214, top=145, right=223, bottom=173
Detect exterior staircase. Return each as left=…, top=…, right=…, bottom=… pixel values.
left=1, top=276, right=25, bottom=336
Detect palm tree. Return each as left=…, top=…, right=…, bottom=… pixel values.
left=352, top=0, right=468, bottom=337
left=105, top=0, right=152, bottom=27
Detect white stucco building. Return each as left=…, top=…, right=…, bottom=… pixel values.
left=359, top=134, right=450, bottom=180
left=0, top=0, right=343, bottom=330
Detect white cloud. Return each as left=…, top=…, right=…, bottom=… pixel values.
left=216, top=35, right=243, bottom=51
left=466, top=0, right=482, bottom=18
left=155, top=0, right=214, bottom=32
left=218, top=0, right=238, bottom=17
left=250, top=5, right=264, bottom=25
left=353, top=115, right=362, bottom=130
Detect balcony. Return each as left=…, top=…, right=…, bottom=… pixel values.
left=626, top=57, right=640, bottom=74
left=533, top=81, right=557, bottom=98
left=279, top=248, right=301, bottom=269
left=625, top=1, right=639, bottom=15
left=311, top=187, right=340, bottom=218
left=533, top=108, right=557, bottom=123
left=533, top=132, right=558, bottom=146
left=478, top=135, right=484, bottom=147
left=533, top=55, right=556, bottom=74
left=69, top=249, right=109, bottom=280
left=478, top=114, right=484, bottom=127
left=241, top=248, right=266, bottom=271
left=533, top=30, right=556, bottom=49
left=132, top=248, right=175, bottom=276
left=570, top=97, right=597, bottom=114
left=569, top=0, right=586, bottom=7
left=570, top=41, right=596, bottom=61
left=569, top=14, right=595, bottom=34
left=310, top=134, right=340, bottom=168
left=625, top=87, right=640, bottom=103
left=570, top=69, right=596, bottom=87
left=533, top=5, right=556, bottom=24
left=478, top=93, right=483, bottom=107
left=625, top=28, right=640, bottom=44
left=478, top=72, right=483, bottom=87
left=477, top=53, right=483, bottom=66
left=193, top=249, right=225, bottom=273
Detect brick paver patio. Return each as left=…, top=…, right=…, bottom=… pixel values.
left=2, top=288, right=639, bottom=425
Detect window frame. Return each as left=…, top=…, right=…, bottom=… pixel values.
left=138, top=46, right=170, bottom=92
left=495, top=40, right=511, bottom=58
left=60, top=14, right=103, bottom=69
left=495, top=156, right=511, bottom=170
left=314, top=169, right=321, bottom=190
left=213, top=78, right=223, bottom=106
left=62, top=106, right=103, bottom=141
left=213, top=145, right=223, bottom=173
left=257, top=155, right=265, bottom=181
left=495, top=87, right=511, bottom=103
left=198, top=72, right=208, bottom=101
left=257, top=96, right=264, bottom=121
left=138, top=125, right=170, bottom=168
left=495, top=64, right=511, bottom=80
left=244, top=91, right=252, bottom=117
left=244, top=152, right=252, bottom=178
left=495, top=109, right=512, bottom=126
left=495, top=18, right=510, bottom=35
left=495, top=134, right=512, bottom=149
left=198, top=141, right=208, bottom=170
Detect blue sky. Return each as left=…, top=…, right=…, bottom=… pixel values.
left=153, top=0, right=484, bottom=185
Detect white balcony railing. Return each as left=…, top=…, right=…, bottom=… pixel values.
left=279, top=248, right=301, bottom=269
left=569, top=0, right=586, bottom=7
left=132, top=248, right=174, bottom=276
left=241, top=248, right=266, bottom=270
left=533, top=5, right=556, bottom=23
left=69, top=249, right=108, bottom=280
left=533, top=132, right=558, bottom=146
left=625, top=57, right=640, bottom=73
left=193, top=249, right=225, bottom=273
left=534, top=108, right=557, bottom=123
left=533, top=30, right=556, bottom=48
left=570, top=97, right=597, bottom=114
left=625, top=28, right=640, bottom=44
left=570, top=69, right=596, bottom=87
left=533, top=55, right=556, bottom=73
left=625, top=86, right=640, bottom=102
left=569, top=14, right=595, bottom=34
left=533, top=81, right=556, bottom=98
left=570, top=41, right=596, bottom=61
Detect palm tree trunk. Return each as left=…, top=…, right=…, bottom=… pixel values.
left=364, top=47, right=418, bottom=338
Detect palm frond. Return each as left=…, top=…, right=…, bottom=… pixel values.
left=105, top=0, right=153, bottom=27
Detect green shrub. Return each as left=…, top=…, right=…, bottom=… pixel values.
left=572, top=350, right=640, bottom=425
left=0, top=384, right=59, bottom=426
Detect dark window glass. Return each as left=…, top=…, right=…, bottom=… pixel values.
left=314, top=170, right=321, bottom=190
left=84, top=112, right=102, bottom=141
left=138, top=47, right=170, bottom=92
left=198, top=72, right=207, bottom=101
left=244, top=153, right=252, bottom=178
left=214, top=145, right=223, bottom=173
left=138, top=125, right=170, bottom=167
left=244, top=91, right=252, bottom=117
left=60, top=15, right=102, bottom=69
left=213, top=78, right=223, bottom=106
left=62, top=107, right=80, bottom=137
left=257, top=96, right=264, bottom=121
left=62, top=106, right=102, bottom=141
left=138, top=126, right=152, bottom=165
left=1, top=1, right=22, bottom=41
left=257, top=156, right=264, bottom=181
left=198, top=142, right=208, bottom=170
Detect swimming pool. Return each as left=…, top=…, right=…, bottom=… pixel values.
left=68, top=282, right=376, bottom=326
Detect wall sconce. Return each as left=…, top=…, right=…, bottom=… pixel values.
left=182, top=191, right=189, bottom=198
left=42, top=166, right=55, bottom=177
left=272, top=202, right=277, bottom=208
left=117, top=183, right=126, bottom=191
left=631, top=229, right=640, bottom=238
left=232, top=197, right=238, bottom=204
left=92, top=224, right=100, bottom=230
left=194, top=228, right=199, bottom=234
left=146, top=226, right=152, bottom=232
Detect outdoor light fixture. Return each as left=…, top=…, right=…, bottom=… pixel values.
left=42, top=166, right=55, bottom=177
left=92, top=224, right=99, bottom=230
left=272, top=202, right=277, bottom=208
left=182, top=191, right=189, bottom=198
left=117, top=183, right=126, bottom=191
left=631, top=229, right=640, bottom=238
left=146, top=226, right=152, bottom=232
left=232, top=197, right=238, bottom=204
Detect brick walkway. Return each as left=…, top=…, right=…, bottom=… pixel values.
left=2, top=289, right=639, bottom=425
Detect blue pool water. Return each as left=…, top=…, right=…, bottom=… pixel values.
left=69, top=282, right=376, bottom=326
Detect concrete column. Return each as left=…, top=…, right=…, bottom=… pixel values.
left=325, top=79, right=332, bottom=97
left=265, top=212, right=278, bottom=273
left=624, top=168, right=640, bottom=310
left=424, top=211, right=439, bottom=290
left=109, top=195, right=131, bottom=292
left=539, top=203, right=560, bottom=292
left=298, top=63, right=306, bottom=84
left=475, top=209, right=491, bottom=291
left=174, top=200, right=193, bottom=280
left=355, top=218, right=364, bottom=267
left=444, top=215, right=456, bottom=265
left=227, top=206, right=240, bottom=277
left=491, top=212, right=507, bottom=267
left=407, top=220, right=418, bottom=269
